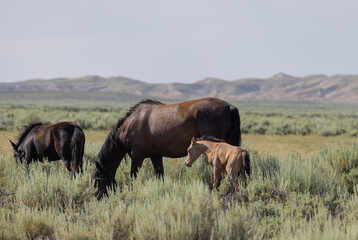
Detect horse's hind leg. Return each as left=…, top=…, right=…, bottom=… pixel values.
left=150, top=156, right=164, bottom=179
left=79, top=162, right=83, bottom=174
left=213, top=166, right=223, bottom=190
left=57, top=136, right=77, bottom=177
left=239, top=168, right=247, bottom=187
left=63, top=159, right=76, bottom=178
left=229, top=170, right=240, bottom=192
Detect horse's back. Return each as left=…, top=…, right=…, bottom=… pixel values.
left=214, top=142, right=247, bottom=159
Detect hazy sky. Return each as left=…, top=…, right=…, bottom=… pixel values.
left=1, top=0, right=357, bottom=83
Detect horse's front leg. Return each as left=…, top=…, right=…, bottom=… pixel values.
left=24, top=156, right=31, bottom=178
left=130, top=153, right=144, bottom=179
left=213, top=166, right=223, bottom=190
left=150, top=156, right=164, bottom=180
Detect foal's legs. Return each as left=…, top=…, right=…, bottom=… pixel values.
left=228, top=169, right=240, bottom=191
left=213, top=166, right=223, bottom=190
left=226, top=156, right=243, bottom=191
left=150, top=156, right=164, bottom=179
left=239, top=168, right=247, bottom=187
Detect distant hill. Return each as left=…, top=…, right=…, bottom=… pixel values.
left=1, top=73, right=358, bottom=103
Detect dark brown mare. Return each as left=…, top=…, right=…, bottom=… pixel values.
left=92, top=97, right=242, bottom=198
left=10, top=122, right=85, bottom=177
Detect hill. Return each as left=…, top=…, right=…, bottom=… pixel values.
left=1, top=73, right=358, bottom=103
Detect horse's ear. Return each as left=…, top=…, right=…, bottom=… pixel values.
left=191, top=137, right=196, bottom=144
left=9, top=140, right=17, bottom=150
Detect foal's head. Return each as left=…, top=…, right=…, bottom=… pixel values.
left=185, top=137, right=202, bottom=167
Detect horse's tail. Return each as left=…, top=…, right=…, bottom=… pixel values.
left=70, top=127, right=85, bottom=173
left=228, top=105, right=242, bottom=146
left=242, top=151, right=251, bottom=177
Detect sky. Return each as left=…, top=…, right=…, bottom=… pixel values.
left=0, top=0, right=357, bottom=83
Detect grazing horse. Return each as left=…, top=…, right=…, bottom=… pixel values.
left=10, top=122, right=85, bottom=176
left=185, top=136, right=250, bottom=191
left=92, top=97, right=242, bottom=198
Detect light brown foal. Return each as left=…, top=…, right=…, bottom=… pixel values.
left=185, top=136, right=250, bottom=191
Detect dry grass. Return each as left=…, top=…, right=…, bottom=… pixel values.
left=1, top=128, right=358, bottom=239
left=243, top=134, right=357, bottom=158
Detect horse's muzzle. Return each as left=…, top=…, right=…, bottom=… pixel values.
left=185, top=161, right=191, bottom=167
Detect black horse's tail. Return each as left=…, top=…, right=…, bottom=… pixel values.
left=243, top=151, right=251, bottom=177
left=228, top=105, right=242, bottom=146
left=71, top=127, right=85, bottom=173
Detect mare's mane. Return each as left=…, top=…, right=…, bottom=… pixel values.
left=197, top=135, right=225, bottom=143
left=114, top=99, right=163, bottom=130
left=16, top=122, right=43, bottom=147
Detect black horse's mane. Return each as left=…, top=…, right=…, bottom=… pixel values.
left=197, top=135, right=225, bottom=143
left=16, top=122, right=43, bottom=146
left=97, top=99, right=163, bottom=165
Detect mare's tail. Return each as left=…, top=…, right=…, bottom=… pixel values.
left=71, top=127, right=85, bottom=173
left=243, top=151, right=251, bottom=177
left=228, top=105, right=241, bottom=146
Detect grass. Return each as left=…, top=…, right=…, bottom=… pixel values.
left=1, top=98, right=357, bottom=137
left=1, top=96, right=358, bottom=239
left=1, top=129, right=358, bottom=239
left=243, top=134, right=356, bottom=157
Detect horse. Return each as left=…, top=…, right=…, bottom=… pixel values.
left=10, top=122, right=85, bottom=177
left=91, top=97, right=242, bottom=198
left=185, top=136, right=250, bottom=191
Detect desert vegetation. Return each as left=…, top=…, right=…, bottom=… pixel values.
left=1, top=96, right=357, bottom=137
left=0, top=94, right=358, bottom=239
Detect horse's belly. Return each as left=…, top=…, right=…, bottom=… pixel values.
left=147, top=142, right=188, bottom=158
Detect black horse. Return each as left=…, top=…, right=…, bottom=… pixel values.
left=10, top=122, right=85, bottom=176
left=92, top=98, right=241, bottom=198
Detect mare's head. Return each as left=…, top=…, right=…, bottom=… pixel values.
left=92, top=125, right=126, bottom=199
left=91, top=162, right=117, bottom=199
left=10, top=140, right=25, bottom=164
left=185, top=137, right=202, bottom=167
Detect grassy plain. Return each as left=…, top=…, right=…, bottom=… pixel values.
left=1, top=130, right=355, bottom=157
left=1, top=93, right=358, bottom=239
